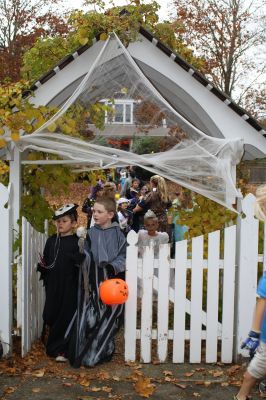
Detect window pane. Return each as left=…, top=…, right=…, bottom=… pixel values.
left=114, top=104, right=123, bottom=122
left=125, top=104, right=131, bottom=123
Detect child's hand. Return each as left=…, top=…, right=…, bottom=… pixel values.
left=241, top=330, right=260, bottom=357
left=77, top=226, right=87, bottom=239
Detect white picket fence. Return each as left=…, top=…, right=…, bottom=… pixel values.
left=17, top=217, right=47, bottom=356
left=0, top=189, right=265, bottom=363
left=125, top=226, right=236, bottom=363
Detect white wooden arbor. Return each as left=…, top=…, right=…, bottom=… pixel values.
left=1, top=27, right=266, bottom=359
left=6, top=27, right=266, bottom=228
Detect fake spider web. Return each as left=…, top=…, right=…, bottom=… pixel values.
left=18, top=32, right=244, bottom=209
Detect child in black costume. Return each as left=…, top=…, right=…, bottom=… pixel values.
left=68, top=197, right=127, bottom=367
left=38, top=204, right=84, bottom=362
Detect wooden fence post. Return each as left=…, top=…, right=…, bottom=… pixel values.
left=124, top=230, right=138, bottom=362
left=234, top=194, right=259, bottom=360
left=0, top=183, right=13, bottom=356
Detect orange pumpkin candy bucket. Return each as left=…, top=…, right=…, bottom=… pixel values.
left=99, top=278, right=129, bottom=305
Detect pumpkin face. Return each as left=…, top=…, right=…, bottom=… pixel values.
left=99, top=278, right=129, bottom=305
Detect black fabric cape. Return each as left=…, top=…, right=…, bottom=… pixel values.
left=68, top=222, right=127, bottom=368
left=37, top=234, right=84, bottom=358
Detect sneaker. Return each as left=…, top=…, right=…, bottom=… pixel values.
left=55, top=354, right=68, bottom=362
left=233, top=396, right=251, bottom=400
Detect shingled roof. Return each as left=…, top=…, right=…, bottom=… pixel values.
left=23, top=25, right=265, bottom=137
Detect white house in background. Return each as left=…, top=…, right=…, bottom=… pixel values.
left=20, top=25, right=266, bottom=161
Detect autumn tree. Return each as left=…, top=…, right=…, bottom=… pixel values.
left=0, top=0, right=70, bottom=82
left=22, top=0, right=205, bottom=82
left=0, top=0, right=238, bottom=231
left=170, top=0, right=266, bottom=116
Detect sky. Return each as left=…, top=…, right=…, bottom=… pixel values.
left=65, top=0, right=172, bottom=21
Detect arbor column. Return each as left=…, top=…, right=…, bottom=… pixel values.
left=9, top=146, right=21, bottom=240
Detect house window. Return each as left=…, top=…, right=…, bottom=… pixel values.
left=114, top=103, right=124, bottom=123
left=104, top=100, right=134, bottom=124
left=125, top=104, right=132, bottom=123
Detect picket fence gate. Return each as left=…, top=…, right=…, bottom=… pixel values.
left=0, top=190, right=265, bottom=363
left=125, top=226, right=236, bottom=364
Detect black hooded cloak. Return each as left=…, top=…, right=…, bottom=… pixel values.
left=68, top=222, right=127, bottom=367
left=38, top=234, right=84, bottom=357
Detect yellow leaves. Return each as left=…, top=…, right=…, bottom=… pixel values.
left=100, top=32, right=108, bottom=41
left=133, top=374, right=156, bottom=398
left=0, top=138, right=7, bottom=148
left=67, top=118, right=76, bottom=128
left=0, top=127, right=4, bottom=135
left=79, top=28, right=88, bottom=37
left=27, top=153, right=39, bottom=161
left=79, top=378, right=90, bottom=387
left=121, top=87, right=128, bottom=94
left=11, top=132, right=20, bottom=142
left=34, top=116, right=46, bottom=130
left=61, top=124, right=72, bottom=134
left=47, top=122, right=57, bottom=132
left=79, top=37, right=89, bottom=46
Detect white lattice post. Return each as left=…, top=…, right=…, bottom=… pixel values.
left=0, top=183, right=13, bottom=356
left=124, top=230, right=138, bottom=362
left=234, top=194, right=259, bottom=360
left=9, top=146, right=21, bottom=242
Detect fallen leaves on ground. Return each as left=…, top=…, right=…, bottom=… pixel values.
left=101, top=386, right=112, bottom=393
left=32, top=369, right=45, bottom=377
left=174, top=383, right=187, bottom=389
left=32, top=387, right=41, bottom=393
left=163, top=370, right=173, bottom=376
left=185, top=371, right=195, bottom=377
left=78, top=378, right=91, bottom=387
left=227, top=365, right=241, bottom=376
left=211, top=370, right=223, bottom=378
left=62, top=382, right=73, bottom=387
left=96, top=371, right=111, bottom=380
left=90, top=386, right=102, bottom=392
left=133, top=374, right=156, bottom=398
left=4, top=386, right=16, bottom=394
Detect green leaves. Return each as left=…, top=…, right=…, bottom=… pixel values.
left=172, top=190, right=236, bottom=256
